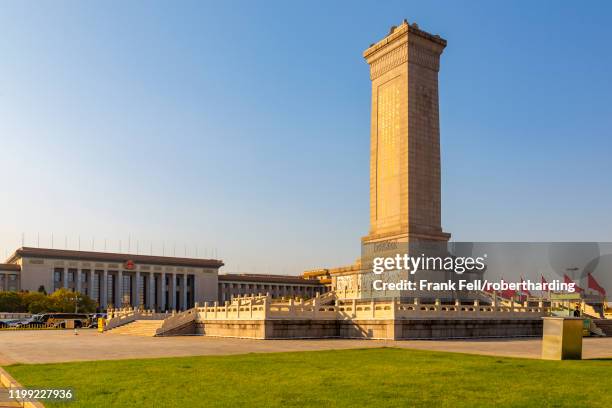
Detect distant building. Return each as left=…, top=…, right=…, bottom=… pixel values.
left=218, top=274, right=328, bottom=303
left=1, top=247, right=328, bottom=311
left=0, top=263, right=20, bottom=292
left=3, top=247, right=222, bottom=311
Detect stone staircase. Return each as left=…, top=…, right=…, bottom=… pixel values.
left=0, top=385, right=21, bottom=408
left=155, top=308, right=198, bottom=336
left=0, top=367, right=44, bottom=408
left=107, top=320, right=165, bottom=336
left=589, top=320, right=605, bottom=336
left=583, top=303, right=603, bottom=319
left=302, top=291, right=336, bottom=306
left=593, top=319, right=612, bottom=336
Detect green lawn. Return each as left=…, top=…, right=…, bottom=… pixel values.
left=5, top=348, right=612, bottom=408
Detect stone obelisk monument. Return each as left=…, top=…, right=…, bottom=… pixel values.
left=362, top=20, right=450, bottom=246
left=307, top=21, right=483, bottom=301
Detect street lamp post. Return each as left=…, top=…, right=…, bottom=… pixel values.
left=73, top=293, right=82, bottom=336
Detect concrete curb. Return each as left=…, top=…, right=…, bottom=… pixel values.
left=0, top=367, right=45, bottom=408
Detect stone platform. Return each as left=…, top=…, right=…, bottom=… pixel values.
left=107, top=295, right=550, bottom=340
left=192, top=318, right=542, bottom=340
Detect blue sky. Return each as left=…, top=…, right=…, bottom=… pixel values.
left=1, top=1, right=611, bottom=274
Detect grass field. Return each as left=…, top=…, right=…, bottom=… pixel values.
left=4, top=348, right=612, bottom=408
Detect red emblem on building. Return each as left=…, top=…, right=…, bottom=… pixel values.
left=125, top=260, right=135, bottom=270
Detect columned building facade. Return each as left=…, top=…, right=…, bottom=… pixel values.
left=0, top=263, right=20, bottom=292
left=217, top=274, right=328, bottom=303
left=5, top=247, right=222, bottom=311
left=2, top=248, right=331, bottom=310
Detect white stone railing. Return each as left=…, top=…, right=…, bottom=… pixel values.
left=197, top=298, right=268, bottom=321
left=155, top=307, right=198, bottom=336
left=105, top=307, right=171, bottom=331
left=229, top=294, right=268, bottom=305
left=194, top=297, right=550, bottom=322
left=302, top=291, right=335, bottom=306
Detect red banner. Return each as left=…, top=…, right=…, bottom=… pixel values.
left=587, top=272, right=606, bottom=296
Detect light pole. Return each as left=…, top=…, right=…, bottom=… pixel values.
left=566, top=267, right=580, bottom=315
left=73, top=293, right=82, bottom=336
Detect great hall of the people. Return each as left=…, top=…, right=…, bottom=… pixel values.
left=0, top=247, right=328, bottom=311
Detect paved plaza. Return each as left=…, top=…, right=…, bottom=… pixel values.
left=0, top=331, right=611, bottom=365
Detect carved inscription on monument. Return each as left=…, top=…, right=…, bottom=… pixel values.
left=375, top=77, right=401, bottom=227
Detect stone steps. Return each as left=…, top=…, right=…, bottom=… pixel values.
left=0, top=381, right=29, bottom=408
left=0, top=385, right=23, bottom=408
left=593, top=319, right=612, bottom=336
left=108, top=320, right=164, bottom=336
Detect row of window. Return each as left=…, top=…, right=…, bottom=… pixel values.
left=218, top=281, right=325, bottom=303
left=0, top=273, right=19, bottom=291
left=220, top=282, right=318, bottom=291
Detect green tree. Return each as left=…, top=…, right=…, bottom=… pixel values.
left=37, top=285, right=47, bottom=295
left=28, top=300, right=51, bottom=314
left=22, top=292, right=51, bottom=314
left=48, top=289, right=97, bottom=313
left=0, top=292, right=24, bottom=312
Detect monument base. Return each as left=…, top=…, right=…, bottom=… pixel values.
left=189, top=318, right=543, bottom=340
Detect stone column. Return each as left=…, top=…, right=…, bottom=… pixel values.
left=168, top=274, right=176, bottom=311
left=87, top=269, right=94, bottom=299
left=192, top=274, right=197, bottom=306
left=115, top=271, right=123, bottom=307
left=148, top=273, right=155, bottom=310
left=76, top=270, right=81, bottom=293
left=160, top=272, right=166, bottom=311
left=132, top=271, right=140, bottom=307
left=62, top=269, right=67, bottom=289
left=89, top=269, right=94, bottom=298
left=182, top=275, right=187, bottom=310
left=101, top=270, right=108, bottom=308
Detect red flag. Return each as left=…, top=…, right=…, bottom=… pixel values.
left=564, top=274, right=583, bottom=293
left=541, top=275, right=550, bottom=292
left=500, top=278, right=516, bottom=300
left=587, top=273, right=606, bottom=297
left=521, top=276, right=532, bottom=297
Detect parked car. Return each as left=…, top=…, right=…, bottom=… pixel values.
left=45, top=313, right=92, bottom=328
left=87, top=313, right=107, bottom=328
left=11, top=314, right=47, bottom=328
left=0, top=320, right=18, bottom=328
left=12, top=313, right=92, bottom=329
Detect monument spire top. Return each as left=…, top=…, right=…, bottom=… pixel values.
left=364, top=20, right=446, bottom=61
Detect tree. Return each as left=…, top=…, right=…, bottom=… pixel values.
left=37, top=285, right=47, bottom=295
left=0, top=289, right=97, bottom=314
left=22, top=292, right=51, bottom=314
left=0, top=292, right=24, bottom=312
left=28, top=299, right=51, bottom=314
left=48, top=289, right=96, bottom=313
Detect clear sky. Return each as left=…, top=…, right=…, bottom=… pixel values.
left=1, top=1, right=611, bottom=274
